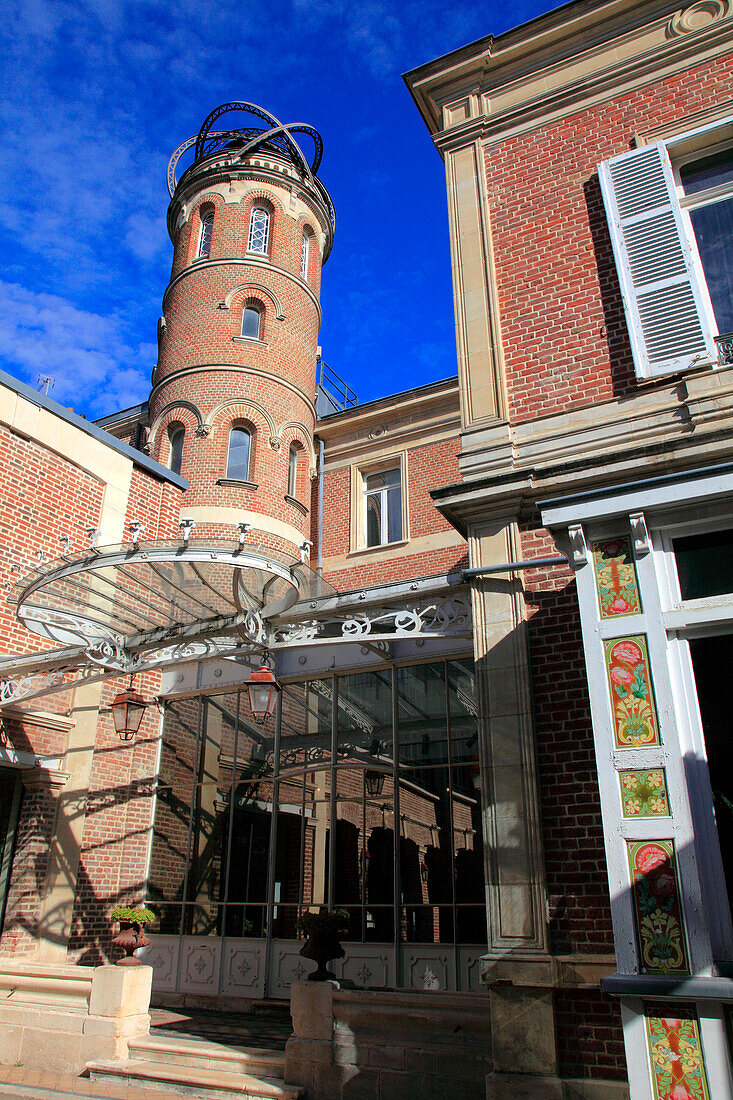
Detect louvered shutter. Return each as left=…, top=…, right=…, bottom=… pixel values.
left=598, top=143, right=717, bottom=378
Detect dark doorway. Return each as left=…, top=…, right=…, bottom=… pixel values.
left=689, top=635, right=733, bottom=915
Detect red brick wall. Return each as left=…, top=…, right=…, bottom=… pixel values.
left=321, top=436, right=468, bottom=591
left=487, top=53, right=733, bottom=424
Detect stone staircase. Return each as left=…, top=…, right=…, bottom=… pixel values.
left=85, top=1006, right=304, bottom=1099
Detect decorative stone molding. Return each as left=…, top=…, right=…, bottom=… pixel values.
left=667, top=0, right=731, bottom=36
left=194, top=423, right=212, bottom=438
left=20, top=766, right=70, bottom=791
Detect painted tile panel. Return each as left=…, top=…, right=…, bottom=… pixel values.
left=620, top=769, right=670, bottom=817
left=628, top=840, right=689, bottom=975
left=646, top=1009, right=710, bottom=1100
left=605, top=635, right=660, bottom=747
left=592, top=536, right=642, bottom=618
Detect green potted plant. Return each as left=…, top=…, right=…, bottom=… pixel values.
left=111, top=905, right=156, bottom=967
left=296, top=908, right=350, bottom=982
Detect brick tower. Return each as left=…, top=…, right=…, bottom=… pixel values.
left=147, top=102, right=335, bottom=558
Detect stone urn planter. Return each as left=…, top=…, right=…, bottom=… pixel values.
left=297, top=909, right=349, bottom=981
left=111, top=906, right=156, bottom=967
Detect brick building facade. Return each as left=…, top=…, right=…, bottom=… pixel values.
left=0, top=1, right=732, bottom=1096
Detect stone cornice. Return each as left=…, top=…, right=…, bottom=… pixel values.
left=1, top=706, right=75, bottom=733
left=432, top=365, right=733, bottom=529
left=407, top=0, right=733, bottom=152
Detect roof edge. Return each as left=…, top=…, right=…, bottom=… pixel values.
left=0, top=369, right=188, bottom=491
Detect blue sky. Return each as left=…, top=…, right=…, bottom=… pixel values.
left=0, top=0, right=558, bottom=418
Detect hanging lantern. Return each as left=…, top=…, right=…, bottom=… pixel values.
left=109, top=679, right=148, bottom=742
left=364, top=769, right=386, bottom=797
left=245, top=665, right=279, bottom=723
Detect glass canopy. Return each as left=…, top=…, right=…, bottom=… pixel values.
left=9, top=539, right=336, bottom=653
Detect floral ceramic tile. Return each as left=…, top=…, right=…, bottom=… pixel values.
left=620, top=769, right=669, bottom=817
left=605, top=635, right=660, bottom=747
left=592, top=536, right=642, bottom=618
left=628, top=840, right=689, bottom=975
left=646, top=1009, right=710, bottom=1100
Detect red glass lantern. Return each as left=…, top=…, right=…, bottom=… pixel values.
left=245, top=665, right=279, bottom=723
left=110, top=679, right=148, bottom=741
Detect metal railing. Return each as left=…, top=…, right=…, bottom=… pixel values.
left=316, top=357, right=358, bottom=415
left=716, top=332, right=733, bottom=366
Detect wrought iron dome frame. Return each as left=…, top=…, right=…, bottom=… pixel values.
left=167, top=101, right=334, bottom=229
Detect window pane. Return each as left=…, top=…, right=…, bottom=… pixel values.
left=673, top=529, right=733, bottom=599
left=288, top=447, right=298, bottom=496
left=366, top=469, right=400, bottom=491
left=680, top=148, right=733, bottom=195
left=248, top=208, right=270, bottom=253
left=199, top=212, right=214, bottom=258
left=169, top=428, right=184, bottom=475
left=301, top=232, right=309, bottom=278
left=227, top=428, right=251, bottom=480
left=366, top=493, right=382, bottom=547
left=337, top=670, right=394, bottom=762
left=242, top=307, right=261, bottom=339
left=398, top=663, right=447, bottom=767
left=386, top=485, right=402, bottom=542
left=447, top=659, right=479, bottom=768
left=279, top=680, right=332, bottom=774
left=149, top=700, right=200, bottom=906
left=689, top=195, right=733, bottom=334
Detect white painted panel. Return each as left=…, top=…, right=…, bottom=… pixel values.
left=221, top=938, right=265, bottom=997
left=140, top=935, right=179, bottom=994
left=179, top=937, right=222, bottom=994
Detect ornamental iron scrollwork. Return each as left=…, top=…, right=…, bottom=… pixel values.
left=273, top=595, right=471, bottom=647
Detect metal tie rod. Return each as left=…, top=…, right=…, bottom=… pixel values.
left=462, top=555, right=568, bottom=579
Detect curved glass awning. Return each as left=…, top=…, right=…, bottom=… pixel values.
left=8, top=539, right=336, bottom=656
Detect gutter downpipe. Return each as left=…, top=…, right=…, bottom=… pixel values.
left=317, top=436, right=325, bottom=575
left=461, top=555, right=568, bottom=579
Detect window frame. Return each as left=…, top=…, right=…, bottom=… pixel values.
left=247, top=206, right=270, bottom=256
left=300, top=230, right=310, bottom=279
left=350, top=453, right=409, bottom=554
left=241, top=303, right=262, bottom=341
left=288, top=444, right=298, bottom=498
left=197, top=209, right=214, bottom=259
left=598, top=113, right=733, bottom=380
left=167, top=423, right=185, bottom=476
left=226, top=424, right=252, bottom=482
left=671, top=136, right=733, bottom=343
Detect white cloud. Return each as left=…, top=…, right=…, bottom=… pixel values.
left=0, top=281, right=152, bottom=415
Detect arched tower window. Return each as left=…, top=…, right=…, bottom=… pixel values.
left=168, top=423, right=185, bottom=475
left=247, top=207, right=270, bottom=254
left=227, top=426, right=252, bottom=480
left=288, top=444, right=298, bottom=497
left=242, top=303, right=262, bottom=340
left=198, top=210, right=214, bottom=258
left=300, top=230, right=310, bottom=279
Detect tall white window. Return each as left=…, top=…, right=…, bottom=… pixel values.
left=168, top=424, right=184, bottom=475
left=241, top=304, right=262, bottom=340
left=227, top=427, right=251, bottom=480
left=288, top=444, right=298, bottom=497
left=598, top=119, right=733, bottom=379
left=364, top=468, right=402, bottom=547
left=247, top=207, right=270, bottom=254
left=678, top=147, right=733, bottom=339
left=198, top=210, right=214, bottom=258
left=300, top=231, right=310, bottom=279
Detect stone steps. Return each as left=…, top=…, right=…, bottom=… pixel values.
left=130, top=1034, right=287, bottom=1076
left=86, top=1057, right=305, bottom=1099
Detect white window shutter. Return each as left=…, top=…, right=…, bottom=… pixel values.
left=598, top=143, right=717, bottom=378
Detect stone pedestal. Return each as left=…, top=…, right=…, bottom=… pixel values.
left=0, top=961, right=152, bottom=1074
